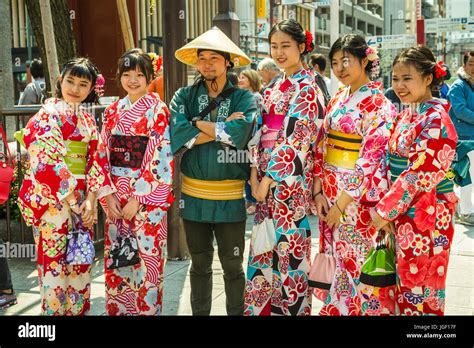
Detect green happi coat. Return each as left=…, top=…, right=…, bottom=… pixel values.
left=170, top=80, right=257, bottom=223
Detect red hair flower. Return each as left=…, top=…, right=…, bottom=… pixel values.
left=305, top=30, right=313, bottom=51
left=435, top=61, right=447, bottom=79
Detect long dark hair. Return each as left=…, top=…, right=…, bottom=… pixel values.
left=268, top=19, right=314, bottom=58
left=55, top=57, right=101, bottom=104
left=329, top=34, right=374, bottom=76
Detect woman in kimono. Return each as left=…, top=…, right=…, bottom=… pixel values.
left=96, top=49, right=174, bottom=316
left=312, top=34, right=396, bottom=316
left=244, top=19, right=325, bottom=316
left=368, top=46, right=457, bottom=316
left=17, top=58, right=104, bottom=315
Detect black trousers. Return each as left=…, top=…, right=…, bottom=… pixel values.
left=0, top=239, right=13, bottom=291
left=183, top=219, right=246, bottom=316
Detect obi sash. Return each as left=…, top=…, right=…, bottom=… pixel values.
left=261, top=113, right=285, bottom=149
left=388, top=153, right=454, bottom=194
left=110, top=135, right=149, bottom=171
left=324, top=129, right=362, bottom=170
left=14, top=130, right=87, bottom=175
left=64, top=140, right=87, bottom=175
left=181, top=175, right=245, bottom=201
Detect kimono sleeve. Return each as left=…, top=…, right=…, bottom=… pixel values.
left=130, top=103, right=174, bottom=209
left=169, top=87, right=200, bottom=154
left=95, top=105, right=118, bottom=200
left=343, top=95, right=395, bottom=201
left=375, top=113, right=457, bottom=222
left=85, top=117, right=106, bottom=193
left=17, top=108, right=77, bottom=224
left=215, top=90, right=256, bottom=150
left=266, top=84, right=319, bottom=184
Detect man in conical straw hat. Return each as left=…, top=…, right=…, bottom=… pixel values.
left=169, top=27, right=257, bottom=316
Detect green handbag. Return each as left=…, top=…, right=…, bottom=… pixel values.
left=360, top=231, right=396, bottom=288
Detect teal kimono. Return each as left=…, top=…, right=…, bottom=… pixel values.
left=170, top=80, right=257, bottom=223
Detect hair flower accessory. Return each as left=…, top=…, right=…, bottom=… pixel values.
left=435, top=61, right=447, bottom=79
left=94, top=74, right=105, bottom=97
left=305, top=30, right=313, bottom=51
left=365, top=46, right=380, bottom=79
left=148, top=52, right=162, bottom=77
left=365, top=46, right=378, bottom=62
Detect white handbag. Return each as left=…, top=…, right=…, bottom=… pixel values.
left=251, top=217, right=277, bottom=255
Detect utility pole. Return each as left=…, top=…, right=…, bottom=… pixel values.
left=39, top=0, right=60, bottom=95
left=213, top=0, right=240, bottom=45
left=0, top=0, right=14, bottom=110
left=162, top=0, right=189, bottom=260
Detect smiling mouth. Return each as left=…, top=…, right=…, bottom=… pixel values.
left=67, top=93, right=80, bottom=98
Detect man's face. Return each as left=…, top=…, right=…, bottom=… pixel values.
left=464, top=55, right=474, bottom=78
left=196, top=51, right=228, bottom=80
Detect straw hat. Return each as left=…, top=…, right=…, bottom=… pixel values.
left=175, top=27, right=251, bottom=68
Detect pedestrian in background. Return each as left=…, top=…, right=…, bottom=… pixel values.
left=448, top=51, right=474, bottom=225
left=257, top=57, right=282, bottom=92
left=18, top=59, right=46, bottom=105
left=238, top=69, right=263, bottom=215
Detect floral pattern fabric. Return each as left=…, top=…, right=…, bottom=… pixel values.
left=314, top=82, right=396, bottom=316
left=17, top=98, right=104, bottom=315
left=245, top=69, right=324, bottom=316
left=366, top=98, right=458, bottom=315
left=96, top=93, right=174, bottom=315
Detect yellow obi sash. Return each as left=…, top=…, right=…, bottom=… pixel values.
left=64, top=140, right=87, bottom=175
left=182, top=175, right=245, bottom=201
left=324, top=129, right=362, bottom=170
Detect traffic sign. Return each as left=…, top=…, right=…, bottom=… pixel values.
left=425, top=17, right=474, bottom=33
left=366, top=34, right=417, bottom=50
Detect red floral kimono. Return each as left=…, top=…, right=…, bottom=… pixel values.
left=17, top=98, right=104, bottom=315
left=365, top=98, right=458, bottom=315
left=96, top=93, right=174, bottom=315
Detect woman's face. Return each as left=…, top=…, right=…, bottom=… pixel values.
left=120, top=68, right=149, bottom=100
left=331, top=50, right=368, bottom=87
left=238, top=73, right=251, bottom=90
left=270, top=31, right=305, bottom=74
left=392, top=62, right=433, bottom=104
left=60, top=72, right=93, bottom=105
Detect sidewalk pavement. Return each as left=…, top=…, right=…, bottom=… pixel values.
left=1, top=215, right=473, bottom=316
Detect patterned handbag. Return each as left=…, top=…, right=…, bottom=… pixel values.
left=106, top=221, right=140, bottom=270
left=66, top=213, right=95, bottom=265
left=250, top=217, right=277, bottom=255
left=309, top=226, right=336, bottom=300
left=0, top=122, right=15, bottom=205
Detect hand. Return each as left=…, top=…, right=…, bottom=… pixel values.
left=226, top=112, right=245, bottom=122
left=250, top=169, right=259, bottom=199
left=371, top=211, right=391, bottom=232
left=254, top=176, right=273, bottom=202
left=80, top=192, right=97, bottom=229
left=122, top=198, right=140, bottom=221
left=105, top=194, right=122, bottom=219
left=381, top=222, right=396, bottom=235
left=65, top=192, right=81, bottom=215
left=311, top=193, right=329, bottom=220
left=325, top=202, right=344, bottom=230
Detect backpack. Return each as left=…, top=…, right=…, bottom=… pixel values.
left=32, top=80, right=47, bottom=104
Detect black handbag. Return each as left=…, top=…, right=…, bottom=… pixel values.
left=106, top=221, right=140, bottom=270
